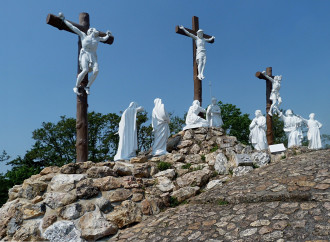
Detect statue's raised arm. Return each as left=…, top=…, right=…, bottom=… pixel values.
left=179, top=25, right=197, bottom=40
left=59, top=12, right=85, bottom=39
left=205, top=36, right=215, bottom=43
left=98, top=31, right=113, bottom=42
left=262, top=71, right=274, bottom=83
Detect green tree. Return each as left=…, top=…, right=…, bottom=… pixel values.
left=218, top=101, right=251, bottom=144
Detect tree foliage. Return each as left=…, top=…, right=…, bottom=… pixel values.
left=218, top=101, right=251, bottom=144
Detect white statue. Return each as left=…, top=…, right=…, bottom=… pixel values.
left=183, top=100, right=209, bottom=130
left=152, top=98, right=170, bottom=156
left=59, top=12, right=113, bottom=95
left=262, top=71, right=282, bottom=116
left=206, top=97, right=223, bottom=127
left=300, top=113, right=323, bottom=149
left=179, top=26, right=215, bottom=80
left=114, top=102, right=144, bottom=161
left=249, top=110, right=268, bottom=150
left=279, top=109, right=303, bottom=148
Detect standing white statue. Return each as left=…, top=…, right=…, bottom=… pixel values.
left=179, top=26, right=215, bottom=80
left=152, top=98, right=170, bottom=156
left=299, top=113, right=323, bottom=149
left=206, top=97, right=223, bottom=127
left=249, top=110, right=268, bottom=150
left=183, top=100, right=209, bottom=130
left=114, top=102, right=144, bottom=161
left=279, top=109, right=304, bottom=148
left=262, top=71, right=282, bottom=116
left=59, top=13, right=113, bottom=95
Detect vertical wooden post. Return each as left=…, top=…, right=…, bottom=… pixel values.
left=76, top=13, right=89, bottom=163
left=265, top=67, right=274, bottom=145
left=192, top=16, right=202, bottom=106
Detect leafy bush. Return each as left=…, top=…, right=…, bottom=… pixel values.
left=181, top=163, right=192, bottom=169
left=169, top=197, right=180, bottom=207
left=218, top=200, right=229, bottom=206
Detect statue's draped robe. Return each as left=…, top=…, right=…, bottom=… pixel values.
left=282, top=116, right=303, bottom=148
left=152, top=99, right=170, bottom=156
left=206, top=104, right=223, bottom=127
left=307, top=119, right=322, bottom=149
left=183, top=100, right=209, bottom=130
left=114, top=102, right=141, bottom=161
left=249, top=116, right=267, bottom=150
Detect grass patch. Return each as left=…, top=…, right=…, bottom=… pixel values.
left=157, top=161, right=172, bottom=171
left=181, top=163, right=192, bottom=169
left=201, top=154, right=206, bottom=161
left=212, top=171, right=219, bottom=177
left=210, top=145, right=219, bottom=153
left=252, top=164, right=260, bottom=169
left=218, top=200, right=229, bottom=206
left=281, top=155, right=286, bottom=159
left=169, top=197, right=180, bottom=207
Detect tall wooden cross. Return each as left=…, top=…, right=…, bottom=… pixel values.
left=175, top=16, right=214, bottom=106
left=255, top=67, right=275, bottom=145
left=46, top=12, right=114, bottom=162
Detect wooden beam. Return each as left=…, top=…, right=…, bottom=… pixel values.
left=46, top=14, right=114, bottom=45
left=175, top=25, right=214, bottom=43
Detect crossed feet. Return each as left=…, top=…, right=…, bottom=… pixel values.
left=73, top=87, right=90, bottom=95
left=197, top=74, right=205, bottom=80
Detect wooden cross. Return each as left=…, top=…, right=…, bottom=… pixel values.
left=255, top=67, right=275, bottom=145
left=46, top=12, right=114, bottom=162
left=175, top=16, right=214, bottom=106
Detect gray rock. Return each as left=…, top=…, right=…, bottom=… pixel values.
left=176, top=169, right=211, bottom=188
left=190, top=144, right=201, bottom=154
left=50, top=174, right=86, bottom=192
left=167, top=135, right=182, bottom=152
left=86, top=166, right=117, bottom=178
left=185, top=154, right=202, bottom=164
left=132, top=163, right=150, bottom=178
left=233, top=166, right=253, bottom=176
left=44, top=192, right=77, bottom=209
left=106, top=200, right=142, bottom=229
left=43, top=221, right=84, bottom=242
left=95, top=197, right=113, bottom=214
left=59, top=203, right=83, bottom=220
left=106, top=188, right=132, bottom=202
left=154, top=169, right=176, bottom=180
left=234, top=154, right=253, bottom=166
left=171, top=186, right=200, bottom=202
left=166, top=153, right=185, bottom=163
left=156, top=176, right=175, bottom=192
left=251, top=152, right=271, bottom=167
left=78, top=208, right=118, bottom=240
left=183, top=129, right=194, bottom=140
left=206, top=180, right=223, bottom=190
left=177, top=140, right=193, bottom=149
left=214, top=153, right=229, bottom=175
left=113, top=162, right=134, bottom=176
left=76, top=179, right=99, bottom=199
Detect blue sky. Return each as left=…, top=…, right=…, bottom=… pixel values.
left=1, top=0, right=329, bottom=173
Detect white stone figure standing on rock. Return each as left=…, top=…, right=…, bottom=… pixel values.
left=152, top=98, right=170, bottom=156
left=262, top=71, right=282, bottom=116
left=299, top=113, right=323, bottom=149
left=179, top=26, right=215, bottom=80
left=206, top=97, right=223, bottom=127
left=59, top=12, right=113, bottom=95
left=114, top=102, right=144, bottom=161
left=183, top=100, right=209, bottom=130
left=279, top=109, right=304, bottom=148
left=249, top=110, right=268, bottom=150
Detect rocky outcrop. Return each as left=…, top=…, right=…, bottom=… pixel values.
left=1, top=127, right=318, bottom=241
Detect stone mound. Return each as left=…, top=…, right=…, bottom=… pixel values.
left=0, top=127, right=324, bottom=241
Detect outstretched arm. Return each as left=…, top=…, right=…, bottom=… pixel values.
left=59, top=13, right=85, bottom=39
left=179, top=26, right=197, bottom=40
left=262, top=71, right=274, bottom=83
left=98, top=31, right=113, bottom=42
left=205, top=36, right=215, bottom=42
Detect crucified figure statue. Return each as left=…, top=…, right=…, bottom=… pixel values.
left=179, top=26, right=215, bottom=80
left=262, top=71, right=282, bottom=116
left=59, top=13, right=112, bottom=95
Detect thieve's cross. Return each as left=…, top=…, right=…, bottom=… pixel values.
left=255, top=67, right=275, bottom=145
left=175, top=16, right=214, bottom=106
left=46, top=12, right=114, bottom=162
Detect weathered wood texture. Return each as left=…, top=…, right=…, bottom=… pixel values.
left=255, top=67, right=274, bottom=145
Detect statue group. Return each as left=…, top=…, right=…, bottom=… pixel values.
left=249, top=108, right=323, bottom=151
left=53, top=13, right=324, bottom=162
